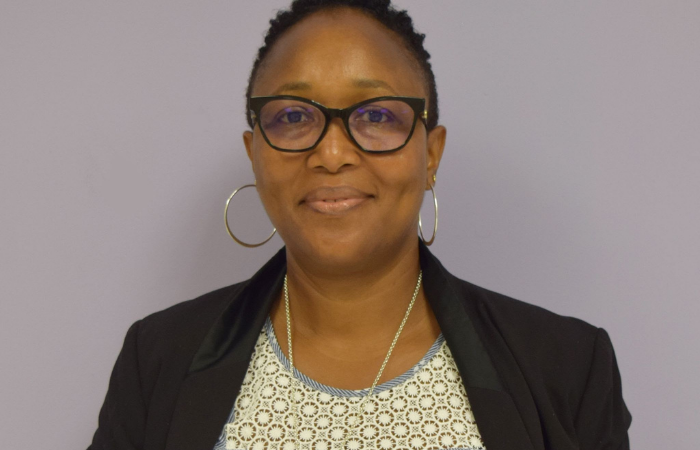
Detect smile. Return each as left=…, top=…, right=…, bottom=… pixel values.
left=305, top=197, right=370, bottom=214
left=301, top=186, right=373, bottom=214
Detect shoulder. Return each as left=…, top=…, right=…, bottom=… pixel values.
left=128, top=281, right=249, bottom=370
left=140, top=281, right=247, bottom=334
left=450, top=275, right=634, bottom=437
left=449, top=276, right=605, bottom=397
left=453, top=275, right=600, bottom=350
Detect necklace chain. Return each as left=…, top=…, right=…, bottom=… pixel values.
left=283, top=271, right=423, bottom=450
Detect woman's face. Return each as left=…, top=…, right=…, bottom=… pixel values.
left=244, top=8, right=446, bottom=269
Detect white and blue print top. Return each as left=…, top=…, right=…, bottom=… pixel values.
left=214, top=317, right=486, bottom=450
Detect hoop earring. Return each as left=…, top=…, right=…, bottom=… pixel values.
left=419, top=184, right=438, bottom=246
left=224, top=183, right=276, bottom=248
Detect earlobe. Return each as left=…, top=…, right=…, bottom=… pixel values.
left=242, top=130, right=257, bottom=177
left=426, top=125, right=446, bottom=188
left=243, top=131, right=254, bottom=162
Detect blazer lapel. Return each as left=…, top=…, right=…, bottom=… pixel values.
left=164, top=357, right=251, bottom=450
left=419, top=242, right=540, bottom=450
left=164, top=248, right=287, bottom=450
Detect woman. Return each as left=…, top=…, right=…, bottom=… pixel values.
left=90, top=1, right=631, bottom=449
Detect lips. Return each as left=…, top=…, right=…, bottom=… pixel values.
left=302, top=186, right=373, bottom=214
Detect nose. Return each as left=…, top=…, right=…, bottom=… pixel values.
left=307, top=118, right=361, bottom=173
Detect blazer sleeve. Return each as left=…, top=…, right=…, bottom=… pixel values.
left=88, top=320, right=147, bottom=450
left=574, top=327, right=632, bottom=450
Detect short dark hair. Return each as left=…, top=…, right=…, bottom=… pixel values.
left=245, top=0, right=439, bottom=130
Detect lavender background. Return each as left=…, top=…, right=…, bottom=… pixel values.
left=1, top=1, right=699, bottom=448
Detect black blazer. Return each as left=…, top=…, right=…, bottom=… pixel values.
left=89, top=243, right=631, bottom=450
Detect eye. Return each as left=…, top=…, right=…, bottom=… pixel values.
left=277, top=107, right=313, bottom=124
left=354, top=106, right=395, bottom=124
left=367, top=110, right=385, bottom=122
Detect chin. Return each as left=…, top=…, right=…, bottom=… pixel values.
left=290, top=229, right=389, bottom=273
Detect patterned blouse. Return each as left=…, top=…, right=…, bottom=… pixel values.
left=214, top=317, right=486, bottom=450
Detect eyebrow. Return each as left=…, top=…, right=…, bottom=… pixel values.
left=270, top=79, right=399, bottom=96
left=352, top=78, right=398, bottom=94
left=271, top=81, right=312, bottom=95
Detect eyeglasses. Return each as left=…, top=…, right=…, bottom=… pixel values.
left=248, top=95, right=427, bottom=153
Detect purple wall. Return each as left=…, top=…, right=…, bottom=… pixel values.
left=1, top=1, right=698, bottom=448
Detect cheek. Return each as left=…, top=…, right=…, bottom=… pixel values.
left=377, top=142, right=427, bottom=195
left=252, top=133, right=299, bottom=185
left=251, top=144, right=299, bottom=220
left=371, top=149, right=427, bottom=225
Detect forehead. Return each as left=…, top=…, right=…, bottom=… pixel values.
left=252, top=8, right=426, bottom=104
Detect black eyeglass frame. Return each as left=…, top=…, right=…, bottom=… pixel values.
left=248, top=95, right=428, bottom=153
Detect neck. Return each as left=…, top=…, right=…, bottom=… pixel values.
left=273, top=239, right=434, bottom=347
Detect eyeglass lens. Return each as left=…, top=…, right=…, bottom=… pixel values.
left=258, top=99, right=416, bottom=151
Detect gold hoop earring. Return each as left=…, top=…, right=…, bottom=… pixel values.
left=419, top=184, right=438, bottom=246
left=224, top=183, right=276, bottom=248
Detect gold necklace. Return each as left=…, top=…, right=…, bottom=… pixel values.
left=283, top=271, right=423, bottom=450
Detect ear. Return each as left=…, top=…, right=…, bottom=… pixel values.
left=426, top=125, right=446, bottom=189
left=243, top=130, right=254, bottom=170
